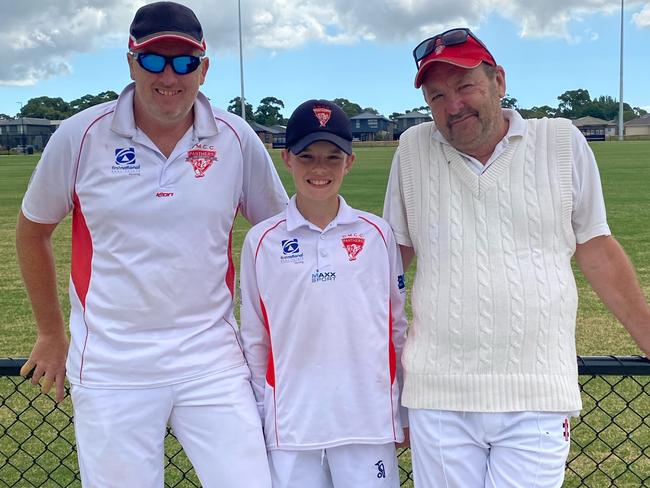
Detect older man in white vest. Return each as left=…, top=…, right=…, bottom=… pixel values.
left=384, top=27, right=650, bottom=488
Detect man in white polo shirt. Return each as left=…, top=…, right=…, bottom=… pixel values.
left=16, top=2, right=287, bottom=486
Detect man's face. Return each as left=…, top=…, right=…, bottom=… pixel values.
left=128, top=39, right=209, bottom=128
left=421, top=62, right=506, bottom=157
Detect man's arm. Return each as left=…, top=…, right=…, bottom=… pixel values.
left=574, top=235, right=650, bottom=356
left=400, top=245, right=415, bottom=271
left=16, top=211, right=69, bottom=402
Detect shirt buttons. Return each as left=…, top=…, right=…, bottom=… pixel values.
left=320, top=235, right=325, bottom=240
left=320, top=249, right=327, bottom=257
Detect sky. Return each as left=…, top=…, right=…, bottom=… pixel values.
left=1, top=0, right=649, bottom=120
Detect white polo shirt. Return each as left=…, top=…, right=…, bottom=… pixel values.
left=21, top=83, right=288, bottom=388
left=240, top=196, right=408, bottom=450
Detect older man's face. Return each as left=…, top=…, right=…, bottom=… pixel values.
left=128, top=39, right=208, bottom=130
left=421, top=62, right=506, bottom=159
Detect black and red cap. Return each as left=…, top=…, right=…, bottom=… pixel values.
left=129, top=1, right=206, bottom=52
left=286, top=100, right=353, bottom=155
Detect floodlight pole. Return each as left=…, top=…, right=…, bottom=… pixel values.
left=618, top=0, right=624, bottom=141
left=238, top=0, right=246, bottom=122
left=17, top=102, right=25, bottom=148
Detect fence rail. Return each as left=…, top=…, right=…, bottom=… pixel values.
left=1, top=356, right=649, bottom=487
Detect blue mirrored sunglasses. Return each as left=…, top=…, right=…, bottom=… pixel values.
left=130, top=52, right=204, bottom=75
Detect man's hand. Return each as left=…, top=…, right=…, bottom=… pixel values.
left=20, top=332, right=69, bottom=403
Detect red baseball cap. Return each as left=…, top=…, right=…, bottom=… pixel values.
left=414, top=31, right=496, bottom=88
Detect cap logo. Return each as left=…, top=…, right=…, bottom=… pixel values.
left=313, top=107, right=332, bottom=127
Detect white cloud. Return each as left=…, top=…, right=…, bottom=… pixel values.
left=632, top=3, right=650, bottom=27
left=0, top=0, right=647, bottom=85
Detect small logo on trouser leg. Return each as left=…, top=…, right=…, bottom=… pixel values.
left=563, top=418, right=570, bottom=441
left=375, top=459, right=386, bottom=479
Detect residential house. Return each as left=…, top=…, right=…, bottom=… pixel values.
left=624, top=115, right=650, bottom=137
left=0, top=117, right=60, bottom=151
left=349, top=112, right=394, bottom=142
left=393, top=111, right=432, bottom=139
left=571, top=116, right=616, bottom=141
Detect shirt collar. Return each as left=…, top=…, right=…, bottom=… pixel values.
left=111, top=83, right=219, bottom=139
left=285, top=194, right=358, bottom=232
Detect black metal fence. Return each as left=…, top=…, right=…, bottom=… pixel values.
left=1, top=356, right=649, bottom=487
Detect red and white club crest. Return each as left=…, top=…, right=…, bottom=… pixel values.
left=186, top=149, right=217, bottom=178
left=313, top=107, right=332, bottom=127
left=341, top=235, right=365, bottom=261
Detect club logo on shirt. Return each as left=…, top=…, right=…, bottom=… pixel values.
left=313, top=106, right=332, bottom=127
left=112, top=147, right=140, bottom=175
left=311, top=271, right=336, bottom=283
left=280, top=239, right=304, bottom=264
left=186, top=148, right=217, bottom=178
left=341, top=234, right=365, bottom=261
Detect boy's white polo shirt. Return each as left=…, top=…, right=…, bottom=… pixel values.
left=21, top=83, right=288, bottom=388
left=240, top=196, right=408, bottom=450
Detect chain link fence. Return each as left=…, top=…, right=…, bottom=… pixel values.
left=1, top=356, right=648, bottom=487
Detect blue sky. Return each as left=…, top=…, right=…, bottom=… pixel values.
left=1, top=1, right=649, bottom=119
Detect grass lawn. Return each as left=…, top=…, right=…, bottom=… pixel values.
left=1, top=142, right=648, bottom=356
left=1, top=142, right=649, bottom=487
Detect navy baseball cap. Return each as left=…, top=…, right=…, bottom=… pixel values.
left=129, top=1, right=206, bottom=52
left=286, top=100, right=353, bottom=155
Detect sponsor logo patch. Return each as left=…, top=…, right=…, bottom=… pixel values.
left=112, top=147, right=140, bottom=175
left=397, top=274, right=406, bottom=291
left=341, top=234, right=365, bottom=261
left=186, top=148, right=217, bottom=178
left=280, top=238, right=304, bottom=264
left=375, top=460, right=386, bottom=479
left=312, top=270, right=336, bottom=283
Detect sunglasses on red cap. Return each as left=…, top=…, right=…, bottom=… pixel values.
left=412, top=28, right=495, bottom=68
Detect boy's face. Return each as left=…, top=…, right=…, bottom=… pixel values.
left=282, top=140, right=355, bottom=205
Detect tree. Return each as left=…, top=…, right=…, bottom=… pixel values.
left=254, top=97, right=285, bottom=126
left=332, top=98, right=362, bottom=117
left=362, top=107, right=380, bottom=115
left=409, top=105, right=431, bottom=116
left=389, top=112, right=404, bottom=120
left=227, top=97, right=254, bottom=120
left=519, top=105, right=557, bottom=119
left=556, top=89, right=591, bottom=118
left=0, top=113, right=12, bottom=120
left=69, top=91, right=118, bottom=115
left=21, top=96, right=71, bottom=119
left=501, top=94, right=518, bottom=109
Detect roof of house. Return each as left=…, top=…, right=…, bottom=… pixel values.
left=248, top=121, right=282, bottom=134
left=571, top=116, right=615, bottom=127
left=395, top=111, right=432, bottom=120
left=624, top=114, right=650, bottom=127
left=349, top=111, right=390, bottom=121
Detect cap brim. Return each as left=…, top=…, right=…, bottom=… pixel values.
left=129, top=33, right=206, bottom=52
left=414, top=57, right=482, bottom=88
left=288, top=132, right=353, bottom=155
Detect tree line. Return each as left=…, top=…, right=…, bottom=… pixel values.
left=3, top=89, right=647, bottom=124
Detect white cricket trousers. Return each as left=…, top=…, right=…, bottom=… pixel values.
left=409, top=409, right=572, bottom=488
left=269, top=443, right=400, bottom=488
left=71, top=364, right=271, bottom=488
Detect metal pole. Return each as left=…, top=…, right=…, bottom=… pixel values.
left=17, top=102, right=24, bottom=149
left=238, top=0, right=246, bottom=121
left=618, top=0, right=624, bottom=141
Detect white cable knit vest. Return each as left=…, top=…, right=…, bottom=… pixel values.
left=398, top=118, right=582, bottom=412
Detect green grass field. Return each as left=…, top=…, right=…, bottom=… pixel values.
left=1, top=142, right=648, bottom=356
left=1, top=143, right=649, bottom=487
